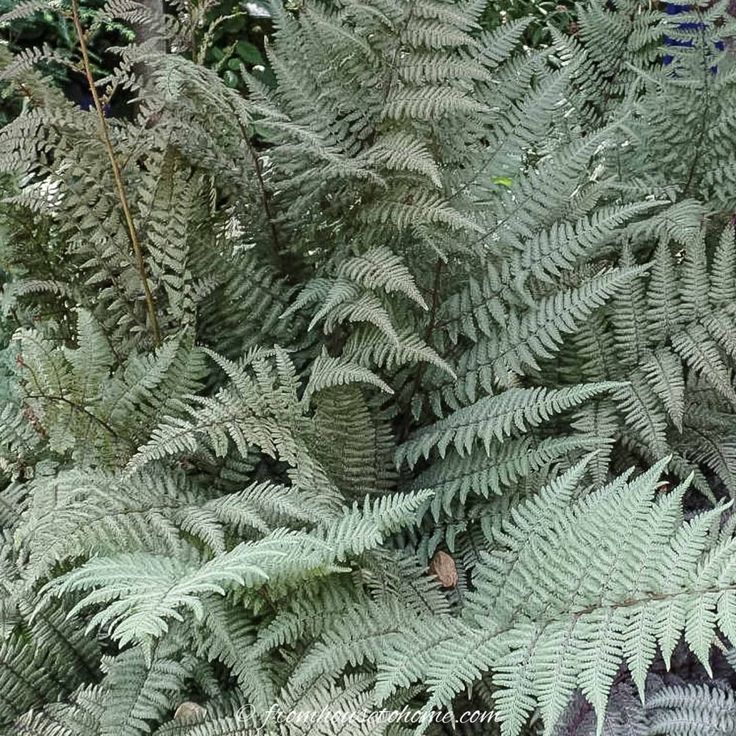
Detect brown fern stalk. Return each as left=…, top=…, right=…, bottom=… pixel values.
left=70, top=0, right=161, bottom=345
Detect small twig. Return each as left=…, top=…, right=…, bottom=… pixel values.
left=70, top=0, right=161, bottom=346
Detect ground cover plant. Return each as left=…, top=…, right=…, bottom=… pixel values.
left=2, top=1, right=736, bottom=734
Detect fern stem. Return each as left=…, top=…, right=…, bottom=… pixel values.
left=231, top=112, right=291, bottom=275
left=399, top=258, right=444, bottom=441
left=70, top=0, right=162, bottom=346
left=684, top=15, right=710, bottom=195
left=25, top=393, right=132, bottom=448
left=381, top=0, right=418, bottom=107
left=244, top=135, right=285, bottom=270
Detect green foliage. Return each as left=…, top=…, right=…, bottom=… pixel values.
left=376, top=458, right=736, bottom=734
left=2, top=1, right=736, bottom=736
left=480, top=0, right=576, bottom=48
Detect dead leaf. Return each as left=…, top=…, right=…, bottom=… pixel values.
left=174, top=702, right=206, bottom=721
left=429, top=550, right=458, bottom=589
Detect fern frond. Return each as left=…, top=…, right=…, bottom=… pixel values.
left=397, top=382, right=623, bottom=468
left=377, top=459, right=736, bottom=736
left=40, top=529, right=335, bottom=649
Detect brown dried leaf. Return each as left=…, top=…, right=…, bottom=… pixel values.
left=429, top=550, right=458, bottom=589
left=174, top=702, right=207, bottom=721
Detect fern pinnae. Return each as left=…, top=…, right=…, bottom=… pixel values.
left=396, top=382, right=626, bottom=468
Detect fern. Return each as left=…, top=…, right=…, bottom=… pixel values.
left=376, top=458, right=736, bottom=735
left=2, top=1, right=736, bottom=735
left=396, top=382, right=623, bottom=467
